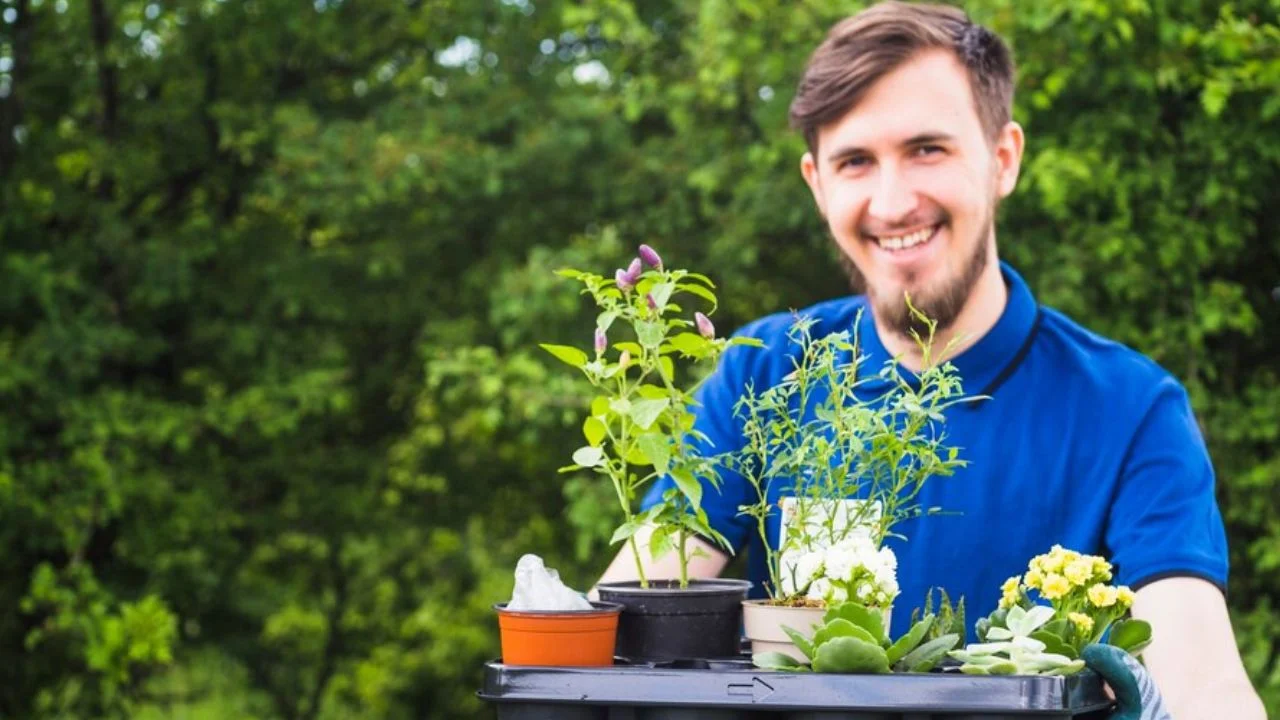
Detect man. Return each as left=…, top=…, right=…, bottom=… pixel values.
left=593, top=2, right=1265, bottom=718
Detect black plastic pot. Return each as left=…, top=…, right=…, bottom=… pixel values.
left=595, top=579, right=752, bottom=661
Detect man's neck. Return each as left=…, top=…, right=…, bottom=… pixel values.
left=874, top=250, right=1008, bottom=373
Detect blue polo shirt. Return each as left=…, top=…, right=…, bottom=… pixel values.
left=640, top=261, right=1228, bottom=639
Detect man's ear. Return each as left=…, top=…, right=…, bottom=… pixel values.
left=800, top=151, right=827, bottom=218
left=994, top=121, right=1025, bottom=199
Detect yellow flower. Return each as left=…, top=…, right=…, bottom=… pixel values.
left=1041, top=574, right=1070, bottom=600
left=1068, top=612, right=1095, bottom=634
left=1024, top=568, right=1045, bottom=590
left=1091, top=556, right=1113, bottom=581
left=1001, top=576, right=1022, bottom=595
left=1116, top=586, right=1135, bottom=608
left=1087, top=583, right=1119, bottom=608
left=1064, top=559, right=1094, bottom=586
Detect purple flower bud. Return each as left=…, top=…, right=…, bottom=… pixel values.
left=626, top=258, right=643, bottom=282
left=615, top=268, right=634, bottom=291
left=638, top=244, right=663, bottom=270
left=695, top=312, right=715, bottom=339
left=618, top=351, right=631, bottom=368
left=594, top=328, right=607, bottom=355
left=646, top=293, right=659, bottom=312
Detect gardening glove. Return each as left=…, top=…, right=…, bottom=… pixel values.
left=1081, top=644, right=1172, bottom=720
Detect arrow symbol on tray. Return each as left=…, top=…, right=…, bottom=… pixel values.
left=727, top=676, right=775, bottom=702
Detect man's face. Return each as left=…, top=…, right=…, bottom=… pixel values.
left=800, top=49, right=1023, bottom=337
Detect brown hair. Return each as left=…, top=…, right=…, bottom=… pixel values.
left=789, top=1, right=1015, bottom=156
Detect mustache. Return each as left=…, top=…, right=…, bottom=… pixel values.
left=858, top=211, right=949, bottom=237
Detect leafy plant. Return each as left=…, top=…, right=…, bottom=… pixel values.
left=958, top=546, right=1153, bottom=675
left=725, top=300, right=977, bottom=603
left=912, top=587, right=966, bottom=643
left=753, top=600, right=960, bottom=673
left=545, top=246, right=762, bottom=588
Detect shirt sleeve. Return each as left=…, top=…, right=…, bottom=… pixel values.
left=1106, top=377, right=1230, bottom=593
left=638, top=318, right=779, bottom=555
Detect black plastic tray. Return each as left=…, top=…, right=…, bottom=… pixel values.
left=478, top=658, right=1114, bottom=719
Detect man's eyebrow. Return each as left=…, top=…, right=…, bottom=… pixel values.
left=824, top=132, right=957, bottom=165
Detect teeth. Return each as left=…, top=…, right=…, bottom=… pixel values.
left=876, top=226, right=936, bottom=251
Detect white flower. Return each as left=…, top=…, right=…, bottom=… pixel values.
left=780, top=548, right=824, bottom=596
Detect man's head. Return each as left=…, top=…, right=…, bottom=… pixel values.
left=791, top=1, right=1024, bottom=338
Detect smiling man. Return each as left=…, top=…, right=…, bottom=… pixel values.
left=593, top=3, right=1265, bottom=718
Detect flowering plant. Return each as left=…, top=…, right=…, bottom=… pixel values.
left=544, top=245, right=762, bottom=589
left=779, top=534, right=900, bottom=609
left=952, top=545, right=1153, bottom=675
left=752, top=599, right=960, bottom=673
left=725, top=302, right=974, bottom=605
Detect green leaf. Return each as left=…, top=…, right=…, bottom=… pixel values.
left=729, top=336, right=766, bottom=349
left=823, top=603, right=886, bottom=644
left=583, top=417, right=607, bottom=447
left=614, top=342, right=644, bottom=356
left=649, top=281, right=675, bottom=308
left=782, top=625, right=817, bottom=661
left=887, top=614, right=933, bottom=665
left=987, top=661, right=1018, bottom=675
left=572, top=446, right=605, bottom=467
left=610, top=520, right=643, bottom=545
left=811, top=636, right=890, bottom=673
left=540, top=344, right=589, bottom=368
left=596, top=310, right=620, bottom=331
left=659, top=356, right=675, bottom=384
left=901, top=634, right=960, bottom=673
left=666, top=332, right=710, bottom=356
left=960, top=664, right=990, bottom=675
left=670, top=469, right=702, bottom=508
left=636, top=320, right=664, bottom=348
left=1031, top=631, right=1078, bottom=659
left=678, top=283, right=718, bottom=310
left=753, top=651, right=807, bottom=671
left=1107, top=619, right=1152, bottom=655
left=629, top=398, right=669, bottom=429
left=637, top=433, right=670, bottom=475
left=591, top=396, right=611, bottom=418
left=648, top=525, right=674, bottom=561
left=812, top=618, right=879, bottom=649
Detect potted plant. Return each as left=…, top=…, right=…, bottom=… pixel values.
left=751, top=598, right=961, bottom=673
left=951, top=545, right=1152, bottom=675
left=725, top=303, right=975, bottom=662
left=494, top=555, right=625, bottom=667
left=543, top=245, right=762, bottom=661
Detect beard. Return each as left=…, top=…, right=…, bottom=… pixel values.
left=837, top=207, right=994, bottom=340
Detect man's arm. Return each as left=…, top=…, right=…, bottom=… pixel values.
left=1131, top=577, right=1265, bottom=719
left=587, top=524, right=731, bottom=600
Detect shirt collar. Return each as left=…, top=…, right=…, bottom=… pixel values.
left=853, top=261, right=1040, bottom=397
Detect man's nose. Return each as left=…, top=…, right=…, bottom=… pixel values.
left=867, top=167, right=917, bottom=223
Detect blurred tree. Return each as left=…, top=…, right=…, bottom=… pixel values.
left=0, top=0, right=1275, bottom=718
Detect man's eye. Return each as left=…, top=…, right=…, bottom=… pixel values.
left=839, top=156, right=870, bottom=169
left=914, top=145, right=944, bottom=156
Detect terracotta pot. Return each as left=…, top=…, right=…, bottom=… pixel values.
left=743, top=600, right=893, bottom=663
left=494, top=601, right=623, bottom=666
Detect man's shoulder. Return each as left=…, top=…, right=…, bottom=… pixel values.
left=1034, top=305, right=1187, bottom=407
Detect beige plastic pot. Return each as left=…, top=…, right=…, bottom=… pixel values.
left=742, top=600, right=893, bottom=663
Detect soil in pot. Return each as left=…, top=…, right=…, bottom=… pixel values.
left=595, top=578, right=752, bottom=662
left=494, top=601, right=623, bottom=666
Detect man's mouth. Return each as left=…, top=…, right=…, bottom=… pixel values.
left=867, top=223, right=943, bottom=252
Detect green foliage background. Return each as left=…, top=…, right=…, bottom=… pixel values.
left=1, top=0, right=1276, bottom=717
